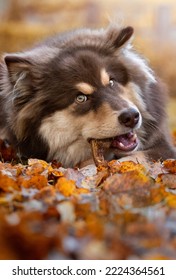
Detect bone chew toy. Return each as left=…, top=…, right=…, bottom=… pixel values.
left=90, top=139, right=111, bottom=167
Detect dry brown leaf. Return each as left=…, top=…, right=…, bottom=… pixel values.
left=0, top=137, right=176, bottom=260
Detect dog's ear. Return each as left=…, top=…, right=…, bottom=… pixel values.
left=114, top=26, right=134, bottom=48
left=4, top=54, right=32, bottom=85
left=106, top=26, right=134, bottom=51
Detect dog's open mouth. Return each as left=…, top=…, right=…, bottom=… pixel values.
left=110, top=131, right=138, bottom=151
left=89, top=131, right=138, bottom=167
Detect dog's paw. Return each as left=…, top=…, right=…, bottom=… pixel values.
left=117, top=151, right=150, bottom=168
left=78, top=158, right=95, bottom=168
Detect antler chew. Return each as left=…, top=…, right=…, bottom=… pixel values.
left=90, top=139, right=111, bottom=167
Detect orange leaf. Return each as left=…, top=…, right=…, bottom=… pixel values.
left=163, top=159, right=176, bottom=174
left=166, top=193, right=176, bottom=208
left=0, top=172, right=19, bottom=192
left=55, top=177, right=76, bottom=196
left=85, top=214, right=104, bottom=238
left=75, top=188, right=90, bottom=195
left=103, top=170, right=152, bottom=194
left=18, top=175, right=48, bottom=189
left=26, top=163, right=45, bottom=176
left=118, top=161, right=146, bottom=174
left=28, top=158, right=53, bottom=172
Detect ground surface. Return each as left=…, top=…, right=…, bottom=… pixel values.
left=0, top=137, right=176, bottom=260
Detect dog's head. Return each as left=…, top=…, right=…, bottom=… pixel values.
left=2, top=25, right=160, bottom=166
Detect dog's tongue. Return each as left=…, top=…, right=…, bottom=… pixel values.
left=111, top=131, right=137, bottom=151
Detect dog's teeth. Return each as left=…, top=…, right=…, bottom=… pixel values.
left=119, top=142, right=125, bottom=148
left=131, top=133, right=137, bottom=141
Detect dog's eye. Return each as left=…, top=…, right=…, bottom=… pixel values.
left=109, top=79, right=114, bottom=87
left=76, top=94, right=88, bottom=103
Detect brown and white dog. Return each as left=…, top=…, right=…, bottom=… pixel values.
left=0, top=25, right=175, bottom=167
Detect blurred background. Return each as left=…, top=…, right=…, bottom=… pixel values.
left=0, top=0, right=175, bottom=128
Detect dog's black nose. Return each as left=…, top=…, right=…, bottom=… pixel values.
left=118, top=108, right=140, bottom=128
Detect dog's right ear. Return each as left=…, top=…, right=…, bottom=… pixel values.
left=105, top=25, right=134, bottom=52
left=4, top=54, right=32, bottom=85
left=113, top=26, right=134, bottom=48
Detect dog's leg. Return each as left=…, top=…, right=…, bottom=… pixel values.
left=117, top=151, right=148, bottom=165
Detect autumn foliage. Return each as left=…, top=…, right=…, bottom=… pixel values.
left=0, top=138, right=176, bottom=260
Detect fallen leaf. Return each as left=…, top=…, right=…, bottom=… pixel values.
left=163, top=159, right=176, bottom=173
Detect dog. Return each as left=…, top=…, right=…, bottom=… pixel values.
left=0, top=24, right=175, bottom=167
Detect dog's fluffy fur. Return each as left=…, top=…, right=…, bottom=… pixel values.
left=0, top=25, right=175, bottom=167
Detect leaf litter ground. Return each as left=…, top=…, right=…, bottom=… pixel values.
left=0, top=136, right=176, bottom=260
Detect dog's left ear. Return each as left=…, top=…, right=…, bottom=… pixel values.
left=114, top=26, right=134, bottom=48
left=4, top=54, right=32, bottom=86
